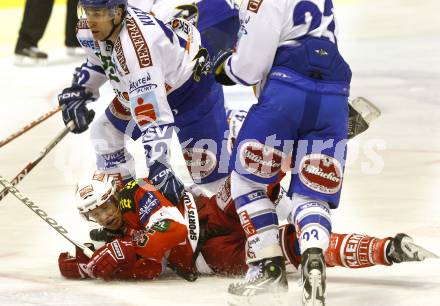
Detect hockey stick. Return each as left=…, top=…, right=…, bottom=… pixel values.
left=0, top=106, right=61, bottom=149
left=0, top=121, right=75, bottom=202
left=0, top=175, right=93, bottom=258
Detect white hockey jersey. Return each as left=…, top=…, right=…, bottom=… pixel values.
left=76, top=6, right=203, bottom=130
left=223, top=0, right=339, bottom=92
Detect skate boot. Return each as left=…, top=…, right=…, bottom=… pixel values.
left=387, top=233, right=439, bottom=263
left=348, top=97, right=381, bottom=139
left=227, top=256, right=288, bottom=306
left=300, top=248, right=326, bottom=306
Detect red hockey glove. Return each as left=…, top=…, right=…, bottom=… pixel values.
left=85, top=239, right=136, bottom=280
left=58, top=245, right=93, bottom=279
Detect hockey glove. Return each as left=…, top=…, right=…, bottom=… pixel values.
left=85, top=239, right=136, bottom=280
left=212, top=49, right=236, bottom=86
left=148, top=161, right=184, bottom=206
left=58, top=244, right=95, bottom=279
left=90, top=227, right=124, bottom=243
left=58, top=85, right=95, bottom=134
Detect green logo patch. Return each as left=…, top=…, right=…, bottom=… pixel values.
left=153, top=220, right=171, bottom=232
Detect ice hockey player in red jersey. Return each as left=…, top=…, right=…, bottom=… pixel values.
left=58, top=173, right=437, bottom=281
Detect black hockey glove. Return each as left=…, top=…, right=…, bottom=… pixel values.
left=89, top=227, right=124, bottom=243
left=58, top=85, right=95, bottom=134
left=148, top=161, right=184, bottom=206
left=212, top=49, right=236, bottom=86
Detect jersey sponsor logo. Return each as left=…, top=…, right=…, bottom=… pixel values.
left=129, top=75, right=157, bottom=95
left=118, top=181, right=139, bottom=213
left=126, top=179, right=139, bottom=190
left=96, top=53, right=120, bottom=83
left=239, top=211, right=257, bottom=238
left=182, top=148, right=217, bottom=181
left=132, top=228, right=155, bottom=247
left=101, top=149, right=126, bottom=169
left=171, top=18, right=191, bottom=35
left=298, top=154, right=342, bottom=194
left=153, top=220, right=171, bottom=232
left=238, top=141, right=284, bottom=179
left=131, top=7, right=155, bottom=26
left=131, top=92, right=158, bottom=126
left=114, top=37, right=129, bottom=75
left=126, top=17, right=153, bottom=68
left=141, top=125, right=171, bottom=142
left=247, top=0, right=264, bottom=13
left=184, top=193, right=198, bottom=241
left=79, top=39, right=99, bottom=50
left=139, top=192, right=161, bottom=224
left=119, top=198, right=132, bottom=210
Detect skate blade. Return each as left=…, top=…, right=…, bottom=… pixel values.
left=14, top=55, right=48, bottom=67
left=350, top=97, right=381, bottom=124
left=303, top=270, right=325, bottom=306
left=406, top=240, right=440, bottom=260
left=227, top=290, right=288, bottom=306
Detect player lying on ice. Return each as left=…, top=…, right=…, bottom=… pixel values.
left=58, top=172, right=437, bottom=281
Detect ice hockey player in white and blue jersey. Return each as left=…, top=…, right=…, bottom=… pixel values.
left=214, top=0, right=351, bottom=305
left=57, top=0, right=231, bottom=205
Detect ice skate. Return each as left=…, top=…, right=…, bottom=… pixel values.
left=348, top=97, right=381, bottom=139
left=227, top=256, right=288, bottom=306
left=387, top=233, right=439, bottom=263
left=300, top=248, right=326, bottom=306
left=14, top=46, right=48, bottom=66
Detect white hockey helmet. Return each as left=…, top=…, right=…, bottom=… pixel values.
left=75, top=172, right=117, bottom=220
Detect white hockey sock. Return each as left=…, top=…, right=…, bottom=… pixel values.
left=288, top=193, right=332, bottom=253
left=231, top=171, right=282, bottom=262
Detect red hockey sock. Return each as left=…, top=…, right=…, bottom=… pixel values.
left=325, top=233, right=392, bottom=268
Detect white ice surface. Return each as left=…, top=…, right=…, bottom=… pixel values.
left=1, top=0, right=439, bottom=305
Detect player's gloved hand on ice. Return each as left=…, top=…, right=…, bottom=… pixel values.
left=85, top=239, right=136, bottom=280
left=58, top=85, right=96, bottom=134
left=148, top=160, right=184, bottom=206
left=212, top=49, right=235, bottom=86
left=58, top=243, right=95, bottom=279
